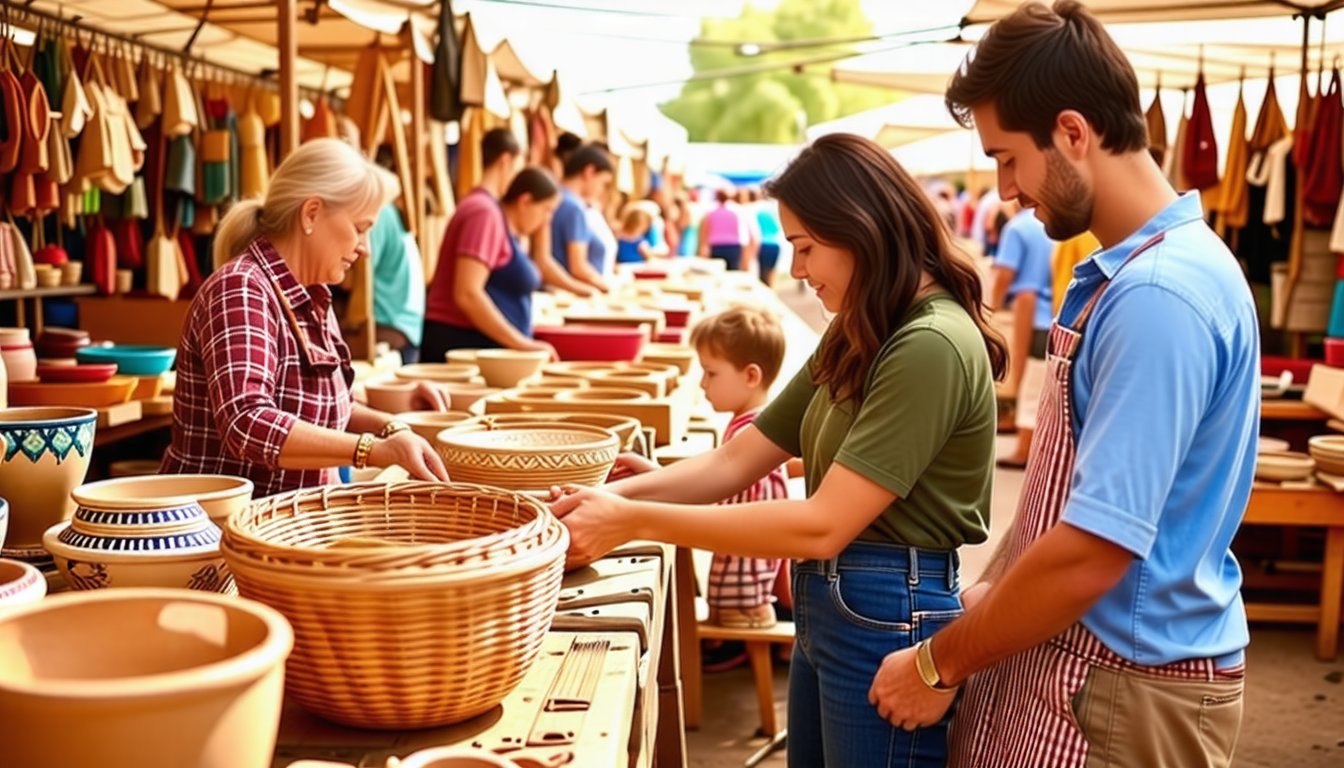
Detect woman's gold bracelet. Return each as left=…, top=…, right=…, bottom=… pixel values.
left=352, top=432, right=376, bottom=469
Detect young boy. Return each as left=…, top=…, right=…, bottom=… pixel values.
left=612, top=304, right=790, bottom=632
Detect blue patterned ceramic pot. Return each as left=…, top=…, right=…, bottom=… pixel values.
left=42, top=477, right=230, bottom=593
left=0, top=408, right=96, bottom=552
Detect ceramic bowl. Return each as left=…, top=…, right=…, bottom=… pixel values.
left=532, top=324, right=646, bottom=362
left=0, top=408, right=96, bottom=551
left=435, top=422, right=619, bottom=491
left=0, top=588, right=293, bottom=768
left=363, top=379, right=420, bottom=413
left=474, top=349, right=549, bottom=387
left=444, top=348, right=479, bottom=364
left=392, top=748, right=525, bottom=768
left=554, top=387, right=652, bottom=403
left=639, top=343, right=696, bottom=375
left=1308, top=434, right=1344, bottom=458
left=0, top=558, right=44, bottom=611
left=75, top=345, right=177, bottom=376
left=1258, top=436, right=1291, bottom=454
left=36, top=362, right=117, bottom=384
left=72, top=474, right=255, bottom=529
left=393, top=363, right=480, bottom=384
left=7, top=375, right=138, bottom=407
left=1255, top=451, right=1315, bottom=482
left=393, top=410, right=474, bottom=444
left=43, top=479, right=230, bottom=592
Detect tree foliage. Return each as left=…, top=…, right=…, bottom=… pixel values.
left=660, top=0, right=893, bottom=144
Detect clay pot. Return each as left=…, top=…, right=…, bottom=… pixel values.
left=0, top=326, right=37, bottom=381
left=393, top=410, right=474, bottom=444
left=0, top=557, right=44, bottom=611
left=394, top=363, right=480, bottom=384
left=34, top=326, right=90, bottom=360
left=444, top=348, right=478, bottom=364
left=0, top=407, right=96, bottom=551
left=116, top=269, right=133, bottom=294
left=60, top=260, right=82, bottom=286
left=473, top=349, right=548, bottom=388
left=440, top=382, right=500, bottom=413
left=364, top=379, right=419, bottom=413
left=392, top=748, right=525, bottom=768
left=72, top=474, right=254, bottom=528
left=43, top=477, right=231, bottom=592
left=0, top=588, right=293, bottom=768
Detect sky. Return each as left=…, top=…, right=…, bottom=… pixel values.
left=456, top=0, right=976, bottom=112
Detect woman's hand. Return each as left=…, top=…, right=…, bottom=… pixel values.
left=410, top=381, right=450, bottom=412
left=606, top=452, right=660, bottom=482
left=522, top=339, right=561, bottom=363
left=548, top=485, right=637, bottom=569
left=369, top=430, right=450, bottom=481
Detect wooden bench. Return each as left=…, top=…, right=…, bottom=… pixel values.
left=694, top=620, right=795, bottom=738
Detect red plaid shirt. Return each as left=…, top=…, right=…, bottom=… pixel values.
left=161, top=237, right=354, bottom=498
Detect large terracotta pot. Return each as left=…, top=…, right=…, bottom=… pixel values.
left=0, top=326, right=36, bottom=382
left=0, top=589, right=293, bottom=768
left=0, top=407, right=96, bottom=552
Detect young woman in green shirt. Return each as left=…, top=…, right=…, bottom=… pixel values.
left=552, top=133, right=1006, bottom=767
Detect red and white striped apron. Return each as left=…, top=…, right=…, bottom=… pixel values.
left=949, top=233, right=1243, bottom=768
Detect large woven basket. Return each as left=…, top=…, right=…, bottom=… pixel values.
left=220, top=482, right=567, bottom=730
left=435, top=422, right=619, bottom=491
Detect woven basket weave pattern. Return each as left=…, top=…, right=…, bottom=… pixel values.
left=220, top=482, right=567, bottom=729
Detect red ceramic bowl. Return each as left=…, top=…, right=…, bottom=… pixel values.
left=659, top=307, right=692, bottom=328
left=656, top=327, right=688, bottom=345
left=533, top=325, right=647, bottom=362
left=631, top=269, right=669, bottom=280
left=36, top=363, right=118, bottom=384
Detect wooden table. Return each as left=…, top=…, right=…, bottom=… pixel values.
left=271, top=542, right=688, bottom=768
left=1260, top=399, right=1328, bottom=421
left=1243, top=484, right=1344, bottom=660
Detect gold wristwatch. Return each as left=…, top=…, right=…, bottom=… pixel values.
left=379, top=419, right=410, bottom=439
left=915, top=639, right=957, bottom=692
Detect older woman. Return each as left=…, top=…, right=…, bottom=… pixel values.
left=161, top=138, right=449, bottom=497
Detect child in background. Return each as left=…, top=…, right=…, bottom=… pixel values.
left=614, top=206, right=663, bottom=264
left=610, top=305, right=790, bottom=640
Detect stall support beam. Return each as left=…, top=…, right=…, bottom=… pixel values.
left=408, top=22, right=429, bottom=262
left=278, top=0, right=300, bottom=157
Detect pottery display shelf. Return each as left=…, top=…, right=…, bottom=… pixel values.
left=484, top=383, right=693, bottom=447
left=271, top=542, right=685, bottom=768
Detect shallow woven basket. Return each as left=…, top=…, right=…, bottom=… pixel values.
left=435, top=422, right=619, bottom=491
left=220, top=482, right=567, bottom=730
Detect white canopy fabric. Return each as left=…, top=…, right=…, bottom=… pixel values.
left=805, top=94, right=964, bottom=149
left=962, top=0, right=1344, bottom=25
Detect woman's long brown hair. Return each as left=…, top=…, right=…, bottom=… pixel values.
left=765, top=133, right=1008, bottom=405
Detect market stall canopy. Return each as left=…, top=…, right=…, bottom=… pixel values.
left=805, top=94, right=963, bottom=149
left=962, top=0, right=1344, bottom=25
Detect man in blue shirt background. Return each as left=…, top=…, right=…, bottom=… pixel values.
left=551, top=144, right=614, bottom=293
left=871, top=3, right=1256, bottom=766
left=991, top=204, right=1056, bottom=467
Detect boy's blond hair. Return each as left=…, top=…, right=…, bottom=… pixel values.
left=689, top=304, right=786, bottom=387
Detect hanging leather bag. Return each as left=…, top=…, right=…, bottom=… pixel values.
left=161, top=62, right=198, bottom=138
left=87, top=216, right=117, bottom=296
left=135, top=51, right=162, bottom=130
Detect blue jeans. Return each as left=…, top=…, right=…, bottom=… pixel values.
left=789, top=541, right=963, bottom=768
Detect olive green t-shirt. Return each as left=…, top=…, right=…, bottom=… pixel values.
left=754, top=293, right=995, bottom=549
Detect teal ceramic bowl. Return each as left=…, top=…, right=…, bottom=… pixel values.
left=75, top=345, right=177, bottom=376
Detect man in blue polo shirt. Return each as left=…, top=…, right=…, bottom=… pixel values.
left=552, top=144, right=614, bottom=293
left=869, top=3, right=1256, bottom=766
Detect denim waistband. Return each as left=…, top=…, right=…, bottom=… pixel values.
left=796, top=539, right=959, bottom=579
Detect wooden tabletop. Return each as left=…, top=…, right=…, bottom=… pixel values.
left=1260, top=400, right=1328, bottom=421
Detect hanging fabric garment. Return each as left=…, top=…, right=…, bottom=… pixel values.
left=1216, top=85, right=1251, bottom=234
left=1145, top=86, right=1167, bottom=166
left=238, top=94, right=268, bottom=199
left=1304, top=67, right=1344, bottom=228
left=430, top=0, right=465, bottom=123
left=1166, top=102, right=1190, bottom=192
left=1184, top=73, right=1219, bottom=190
left=1263, top=135, right=1296, bottom=226
left=455, top=106, right=485, bottom=203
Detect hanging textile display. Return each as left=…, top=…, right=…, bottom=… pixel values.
left=1303, top=66, right=1343, bottom=228
left=1184, top=72, right=1219, bottom=191
left=1240, top=74, right=1293, bottom=286
left=1166, top=92, right=1190, bottom=192
left=238, top=90, right=268, bottom=199
left=1215, top=81, right=1250, bottom=234
left=430, top=0, right=465, bottom=123
left=1145, top=81, right=1167, bottom=166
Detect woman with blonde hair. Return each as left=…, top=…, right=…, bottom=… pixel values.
left=161, top=138, right=449, bottom=496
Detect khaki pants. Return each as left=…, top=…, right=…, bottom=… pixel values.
left=1073, top=665, right=1244, bottom=768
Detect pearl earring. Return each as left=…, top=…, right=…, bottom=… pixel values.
left=304, top=228, right=313, bottom=235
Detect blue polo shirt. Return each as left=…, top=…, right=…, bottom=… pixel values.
left=996, top=210, right=1055, bottom=331
left=551, top=189, right=601, bottom=275
left=1060, top=192, right=1258, bottom=667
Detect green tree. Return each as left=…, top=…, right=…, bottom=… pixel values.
left=660, top=0, right=892, bottom=144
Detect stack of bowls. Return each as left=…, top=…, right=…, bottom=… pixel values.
left=1309, top=435, right=1344, bottom=476
left=1254, top=451, right=1316, bottom=482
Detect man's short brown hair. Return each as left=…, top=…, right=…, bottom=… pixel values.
left=689, top=304, right=786, bottom=387
left=945, top=0, right=1147, bottom=154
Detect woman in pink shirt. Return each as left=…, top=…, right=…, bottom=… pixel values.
left=698, top=188, right=754, bottom=271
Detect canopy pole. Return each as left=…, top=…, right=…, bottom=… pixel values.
left=408, top=19, right=429, bottom=263
left=278, top=0, right=300, bottom=157
left=1287, top=12, right=1313, bottom=358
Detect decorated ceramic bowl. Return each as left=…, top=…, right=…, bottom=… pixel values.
left=0, top=408, right=96, bottom=552
left=435, top=422, right=618, bottom=491
left=42, top=480, right=230, bottom=593
left=0, top=558, right=44, bottom=611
